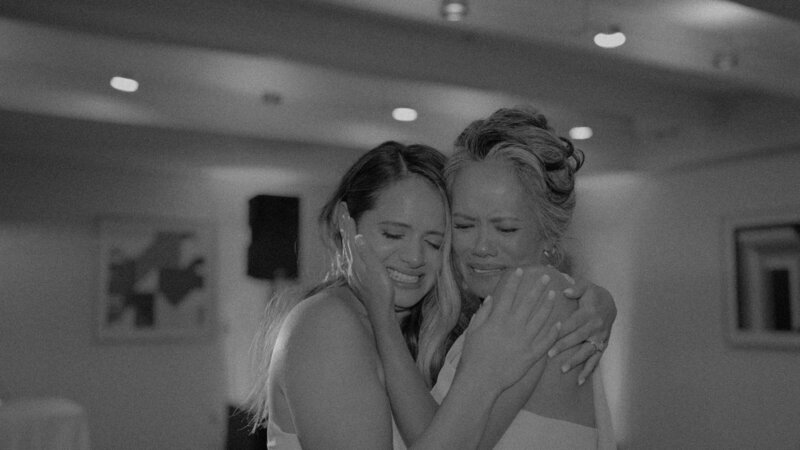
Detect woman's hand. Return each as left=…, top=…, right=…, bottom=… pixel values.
left=459, top=266, right=561, bottom=393
left=548, top=276, right=616, bottom=385
left=339, top=206, right=395, bottom=323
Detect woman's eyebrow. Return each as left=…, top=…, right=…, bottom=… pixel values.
left=378, top=221, right=411, bottom=228
left=452, top=213, right=475, bottom=220
left=490, top=216, right=522, bottom=223
left=453, top=212, right=521, bottom=222
left=379, top=221, right=444, bottom=237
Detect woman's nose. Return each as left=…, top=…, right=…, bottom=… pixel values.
left=472, top=228, right=496, bottom=257
left=400, top=241, right=425, bottom=267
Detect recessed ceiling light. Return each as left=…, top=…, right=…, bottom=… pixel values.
left=569, top=126, right=593, bottom=140
left=441, top=0, right=468, bottom=21
left=392, top=107, right=418, bottom=122
left=110, top=76, right=139, bottom=93
left=594, top=27, right=626, bottom=49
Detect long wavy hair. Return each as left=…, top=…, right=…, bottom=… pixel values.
left=246, top=141, right=461, bottom=429
left=443, top=106, right=584, bottom=344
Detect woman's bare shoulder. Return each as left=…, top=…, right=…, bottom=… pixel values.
left=277, top=287, right=375, bottom=367
left=283, top=288, right=369, bottom=339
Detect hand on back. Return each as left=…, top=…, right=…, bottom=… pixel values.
left=549, top=276, right=616, bottom=385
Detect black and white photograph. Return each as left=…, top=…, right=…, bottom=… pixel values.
left=2, top=1, right=800, bottom=449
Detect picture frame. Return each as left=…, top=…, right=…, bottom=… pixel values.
left=722, top=210, right=800, bottom=349
left=95, top=215, right=217, bottom=342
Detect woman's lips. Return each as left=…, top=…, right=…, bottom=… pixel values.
left=468, top=264, right=505, bottom=275
left=387, top=267, right=422, bottom=285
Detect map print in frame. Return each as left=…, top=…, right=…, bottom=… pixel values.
left=96, top=216, right=216, bottom=342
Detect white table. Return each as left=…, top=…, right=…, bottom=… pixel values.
left=0, top=398, right=90, bottom=450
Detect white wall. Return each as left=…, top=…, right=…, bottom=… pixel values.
left=571, top=149, right=800, bottom=449
left=0, top=150, right=344, bottom=449
left=205, top=168, right=335, bottom=406
left=0, top=156, right=227, bottom=450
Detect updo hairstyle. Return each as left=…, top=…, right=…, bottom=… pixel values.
left=444, top=106, right=584, bottom=266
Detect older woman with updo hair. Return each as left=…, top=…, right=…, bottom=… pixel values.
left=364, top=106, right=617, bottom=449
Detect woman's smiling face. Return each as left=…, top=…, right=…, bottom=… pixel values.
left=450, top=160, right=545, bottom=299
left=356, top=175, right=446, bottom=311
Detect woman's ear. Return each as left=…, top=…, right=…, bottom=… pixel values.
left=331, top=202, right=349, bottom=252
left=335, top=201, right=350, bottom=227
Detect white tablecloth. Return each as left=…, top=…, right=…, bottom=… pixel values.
left=0, top=398, right=90, bottom=450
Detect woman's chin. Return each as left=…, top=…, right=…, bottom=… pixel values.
left=393, top=292, right=423, bottom=312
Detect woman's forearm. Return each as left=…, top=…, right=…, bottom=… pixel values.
left=476, top=361, right=545, bottom=449
left=369, top=266, right=560, bottom=449
left=371, top=312, right=504, bottom=450
left=410, top=367, right=500, bottom=450
left=370, top=311, right=438, bottom=443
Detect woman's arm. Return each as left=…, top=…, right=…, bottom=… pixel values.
left=549, top=278, right=616, bottom=384
left=364, top=265, right=558, bottom=446
left=476, top=267, right=595, bottom=449
left=283, top=288, right=552, bottom=450
left=342, top=212, right=559, bottom=447
left=361, top=287, right=437, bottom=442
left=393, top=267, right=592, bottom=450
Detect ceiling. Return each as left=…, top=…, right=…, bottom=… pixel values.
left=1, top=0, right=799, bottom=177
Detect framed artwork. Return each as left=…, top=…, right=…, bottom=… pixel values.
left=722, top=210, right=800, bottom=349
left=96, top=216, right=216, bottom=342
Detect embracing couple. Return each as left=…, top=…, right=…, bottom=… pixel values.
left=247, top=106, right=618, bottom=449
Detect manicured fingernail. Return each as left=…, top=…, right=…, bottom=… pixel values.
left=578, top=377, right=585, bottom=386
left=563, top=288, right=575, bottom=296
left=561, top=364, right=570, bottom=373
left=541, top=274, right=550, bottom=283
left=548, top=290, right=555, bottom=300
left=514, top=267, right=523, bottom=276
left=555, top=321, right=562, bottom=330
left=548, top=348, right=557, bottom=358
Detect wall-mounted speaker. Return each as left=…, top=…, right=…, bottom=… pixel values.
left=246, top=195, right=299, bottom=280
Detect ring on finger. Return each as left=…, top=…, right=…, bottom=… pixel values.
left=586, top=338, right=606, bottom=353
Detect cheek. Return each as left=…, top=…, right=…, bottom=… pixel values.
left=500, top=234, right=540, bottom=266
left=362, top=232, right=394, bottom=262
left=451, top=234, right=470, bottom=261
